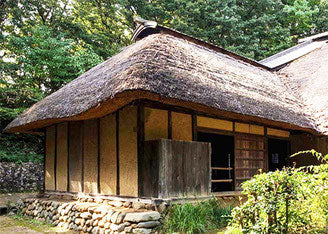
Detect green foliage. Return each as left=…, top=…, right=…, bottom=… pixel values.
left=162, top=199, right=233, bottom=233
left=133, top=0, right=328, bottom=60
left=2, top=0, right=328, bottom=163
left=1, top=6, right=103, bottom=163
left=0, top=133, right=43, bottom=163
left=228, top=150, right=328, bottom=233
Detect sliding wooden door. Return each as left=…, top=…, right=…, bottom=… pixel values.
left=235, top=134, right=267, bottom=190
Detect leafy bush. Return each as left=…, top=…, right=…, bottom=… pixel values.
left=162, top=199, right=233, bottom=233
left=0, top=133, right=43, bottom=163
left=228, top=150, right=328, bottom=233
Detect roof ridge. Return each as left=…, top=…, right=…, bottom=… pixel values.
left=131, top=17, right=271, bottom=71
left=298, top=31, right=328, bottom=43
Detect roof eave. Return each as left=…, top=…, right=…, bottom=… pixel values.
left=4, top=90, right=322, bottom=136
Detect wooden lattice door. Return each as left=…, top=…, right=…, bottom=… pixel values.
left=235, top=134, right=267, bottom=190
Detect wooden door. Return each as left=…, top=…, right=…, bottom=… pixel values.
left=235, top=134, right=267, bottom=190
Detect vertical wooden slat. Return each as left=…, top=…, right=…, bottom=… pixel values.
left=56, top=122, right=68, bottom=191
left=168, top=111, right=172, bottom=139
left=116, top=112, right=120, bottom=195
left=100, top=114, right=117, bottom=195
left=54, top=125, right=57, bottom=191
left=97, top=119, right=100, bottom=194
left=45, top=126, right=56, bottom=190
left=43, top=129, right=46, bottom=191
left=67, top=123, right=70, bottom=192
left=192, top=114, right=197, bottom=141
left=119, top=105, right=138, bottom=197
left=69, top=121, right=83, bottom=193
left=142, top=139, right=211, bottom=198
left=83, top=119, right=98, bottom=194
left=137, top=104, right=145, bottom=197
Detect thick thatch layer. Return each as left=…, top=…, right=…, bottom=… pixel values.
left=279, top=41, right=328, bottom=134
left=5, top=32, right=317, bottom=133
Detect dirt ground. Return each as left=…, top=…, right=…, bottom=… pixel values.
left=0, top=215, right=76, bottom=233
left=0, top=193, right=75, bottom=233
left=0, top=192, right=37, bottom=206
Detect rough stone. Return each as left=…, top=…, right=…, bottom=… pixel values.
left=81, top=212, right=92, bottom=219
left=132, top=228, right=152, bottom=234
left=137, top=221, right=160, bottom=228
left=0, top=162, right=43, bottom=193
left=132, top=202, right=145, bottom=210
left=124, top=226, right=133, bottom=233
left=124, top=212, right=160, bottom=222
left=157, top=203, right=167, bottom=213
left=110, top=212, right=120, bottom=223
left=116, top=213, right=126, bottom=224
left=108, top=200, right=123, bottom=208
left=93, top=213, right=104, bottom=220
left=98, top=219, right=105, bottom=228
left=17, top=198, right=163, bottom=234
left=110, top=223, right=125, bottom=232
left=123, top=201, right=132, bottom=208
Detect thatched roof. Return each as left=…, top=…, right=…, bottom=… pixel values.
left=278, top=41, right=328, bottom=135
left=5, top=24, right=319, bottom=134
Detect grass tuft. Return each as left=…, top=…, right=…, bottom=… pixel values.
left=162, top=199, right=233, bottom=234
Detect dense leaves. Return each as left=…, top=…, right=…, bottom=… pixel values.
left=1, top=0, right=328, bottom=162
left=228, top=151, right=328, bottom=233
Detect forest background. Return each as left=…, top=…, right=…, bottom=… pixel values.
left=1, top=0, right=327, bottom=162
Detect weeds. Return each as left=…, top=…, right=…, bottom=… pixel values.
left=162, top=199, right=233, bottom=233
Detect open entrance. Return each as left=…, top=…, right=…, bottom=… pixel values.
left=197, top=132, right=234, bottom=192
left=268, top=138, right=290, bottom=171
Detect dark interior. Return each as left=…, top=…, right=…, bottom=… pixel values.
left=268, top=138, right=290, bottom=171
left=197, top=132, right=234, bottom=192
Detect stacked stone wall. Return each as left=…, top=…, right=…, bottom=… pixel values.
left=17, top=196, right=164, bottom=234
left=0, top=162, right=43, bottom=193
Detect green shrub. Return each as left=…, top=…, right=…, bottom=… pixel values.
left=162, top=199, right=233, bottom=233
left=0, top=133, right=43, bottom=163
left=228, top=150, right=328, bottom=233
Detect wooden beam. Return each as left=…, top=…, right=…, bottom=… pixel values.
left=168, top=111, right=172, bottom=139
left=212, top=179, right=233, bottom=183
left=54, top=125, right=57, bottom=191
left=116, top=111, right=120, bottom=195
left=211, top=167, right=233, bottom=171
left=67, top=122, right=70, bottom=192
left=97, top=119, right=101, bottom=194
left=137, top=103, right=145, bottom=197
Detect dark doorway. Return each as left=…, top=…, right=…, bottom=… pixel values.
left=197, top=132, right=234, bottom=192
left=268, top=138, right=290, bottom=171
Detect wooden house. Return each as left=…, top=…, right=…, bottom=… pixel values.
left=5, top=19, right=328, bottom=200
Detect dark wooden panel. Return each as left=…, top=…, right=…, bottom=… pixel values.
left=235, top=134, right=266, bottom=190
left=141, top=140, right=160, bottom=197
left=141, top=139, right=210, bottom=198
left=68, top=121, right=83, bottom=193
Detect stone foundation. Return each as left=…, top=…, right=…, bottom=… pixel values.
left=17, top=195, right=163, bottom=233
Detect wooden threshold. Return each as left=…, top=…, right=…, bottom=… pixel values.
left=211, top=167, right=233, bottom=171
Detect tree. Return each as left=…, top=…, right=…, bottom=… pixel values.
left=0, top=24, right=102, bottom=163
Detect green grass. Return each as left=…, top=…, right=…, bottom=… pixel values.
left=3, top=214, right=75, bottom=233
left=9, top=214, right=55, bottom=232
left=162, top=199, right=233, bottom=234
